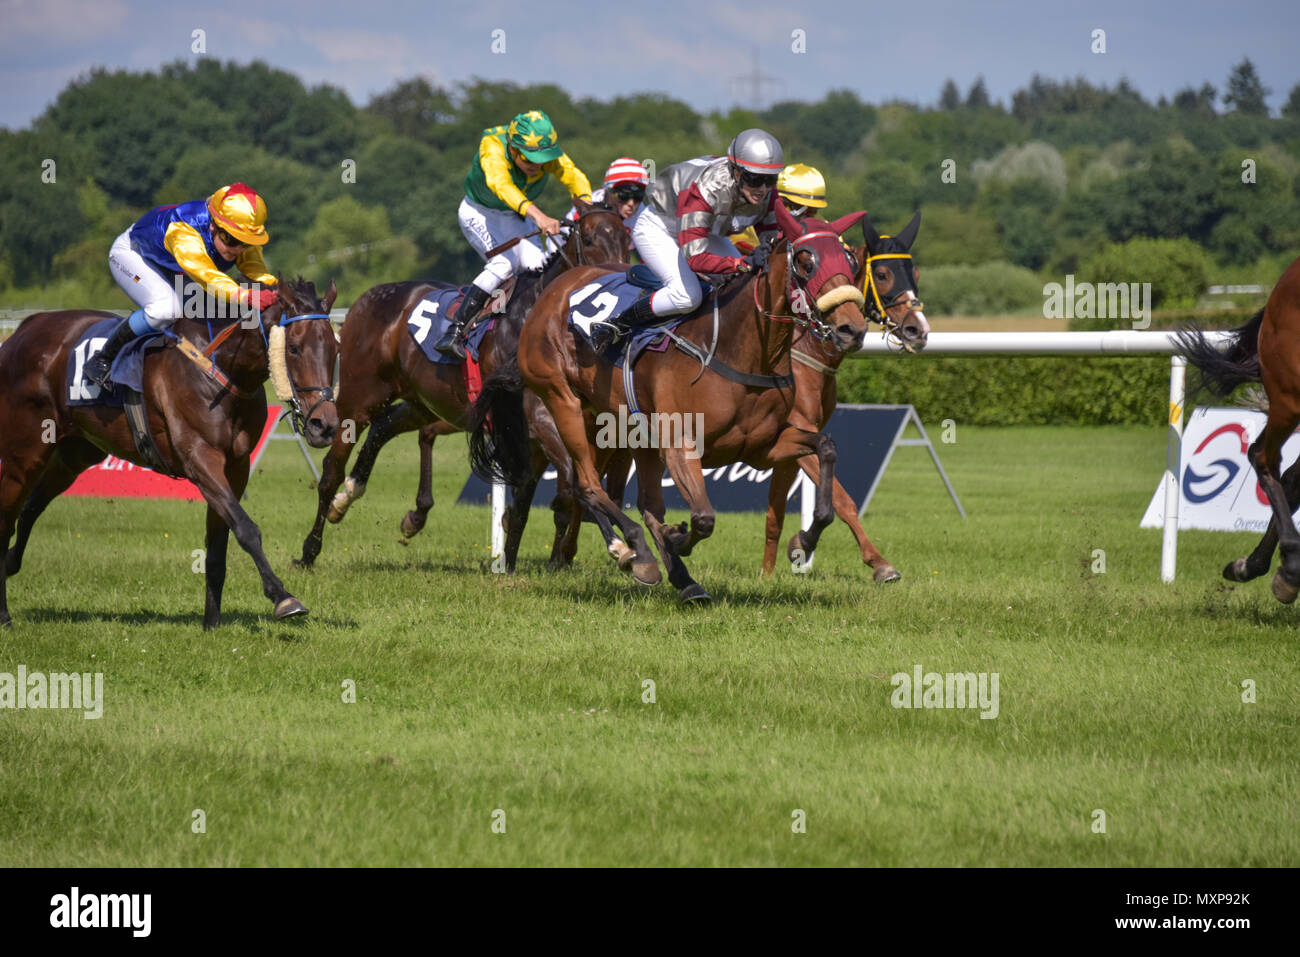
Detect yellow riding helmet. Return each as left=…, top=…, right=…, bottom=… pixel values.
left=777, top=164, right=827, bottom=209
left=207, top=183, right=269, bottom=246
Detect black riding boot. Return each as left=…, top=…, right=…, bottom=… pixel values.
left=589, top=296, right=658, bottom=354
left=83, top=316, right=139, bottom=389
left=434, top=285, right=494, bottom=360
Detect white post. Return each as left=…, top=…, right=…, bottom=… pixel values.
left=1161, top=356, right=1187, bottom=583
left=490, top=480, right=506, bottom=573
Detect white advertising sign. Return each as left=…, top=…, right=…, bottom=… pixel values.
left=1142, top=407, right=1300, bottom=533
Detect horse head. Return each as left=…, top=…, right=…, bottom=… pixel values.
left=859, top=212, right=929, bottom=353
left=265, top=275, right=340, bottom=447
left=773, top=199, right=871, bottom=353
left=568, top=199, right=632, bottom=265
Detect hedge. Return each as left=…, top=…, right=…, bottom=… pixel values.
left=837, top=353, right=1173, bottom=426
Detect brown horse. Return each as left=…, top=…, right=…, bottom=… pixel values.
left=469, top=201, right=882, bottom=600
left=0, top=277, right=340, bottom=628
left=1178, top=254, right=1300, bottom=601
left=295, top=203, right=631, bottom=573
left=760, top=215, right=929, bottom=580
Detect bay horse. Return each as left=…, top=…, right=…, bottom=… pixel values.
left=1178, top=254, right=1300, bottom=601
left=295, top=202, right=631, bottom=573
left=0, top=277, right=340, bottom=628
left=760, top=214, right=929, bottom=580
left=468, top=200, right=880, bottom=600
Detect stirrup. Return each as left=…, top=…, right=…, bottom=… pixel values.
left=433, top=323, right=467, bottom=359
left=588, top=320, right=626, bottom=353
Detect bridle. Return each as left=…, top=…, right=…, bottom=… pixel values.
left=553, top=206, right=627, bottom=269
left=751, top=237, right=865, bottom=356
left=197, top=301, right=335, bottom=434
left=273, top=311, right=335, bottom=435
left=861, top=248, right=925, bottom=353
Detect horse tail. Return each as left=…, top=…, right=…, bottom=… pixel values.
left=1176, top=309, right=1264, bottom=399
left=467, top=355, right=532, bottom=487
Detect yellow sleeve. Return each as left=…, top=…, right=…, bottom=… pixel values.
left=236, top=247, right=277, bottom=287
left=481, top=133, right=533, bottom=215
left=544, top=153, right=592, bottom=202
left=164, top=222, right=244, bottom=302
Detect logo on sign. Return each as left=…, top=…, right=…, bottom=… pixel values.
left=1182, top=423, right=1248, bottom=504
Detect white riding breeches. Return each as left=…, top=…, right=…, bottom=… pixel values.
left=459, top=197, right=561, bottom=294
left=108, top=229, right=182, bottom=331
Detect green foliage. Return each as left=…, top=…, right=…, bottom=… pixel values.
left=912, top=205, right=1004, bottom=266
left=838, top=353, right=1171, bottom=425
left=914, top=261, right=1043, bottom=316
left=1223, top=58, right=1270, bottom=116
left=1076, top=237, right=1213, bottom=320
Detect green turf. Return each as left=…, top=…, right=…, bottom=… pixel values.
left=0, top=424, right=1296, bottom=866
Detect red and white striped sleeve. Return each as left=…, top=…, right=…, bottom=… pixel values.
left=675, top=183, right=744, bottom=274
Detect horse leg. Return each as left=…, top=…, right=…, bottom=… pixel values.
left=774, top=429, right=837, bottom=564
left=202, top=501, right=230, bottom=630
left=501, top=441, right=546, bottom=573
left=761, top=460, right=798, bottom=576
left=795, top=453, right=900, bottom=583
left=1224, top=456, right=1300, bottom=582
left=402, top=420, right=452, bottom=541
left=1245, top=404, right=1300, bottom=601
left=548, top=391, right=660, bottom=584
left=649, top=449, right=713, bottom=601
left=5, top=439, right=105, bottom=578
left=188, top=447, right=305, bottom=622
left=0, top=443, right=59, bottom=626
left=331, top=401, right=423, bottom=524
left=295, top=424, right=357, bottom=570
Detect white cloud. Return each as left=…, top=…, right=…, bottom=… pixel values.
left=0, top=0, right=129, bottom=48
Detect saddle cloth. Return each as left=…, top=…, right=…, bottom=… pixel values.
left=566, top=271, right=687, bottom=369
left=406, top=282, right=496, bottom=366
left=66, top=317, right=168, bottom=407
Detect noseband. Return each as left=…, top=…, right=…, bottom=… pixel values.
left=861, top=249, right=925, bottom=351
left=272, top=311, right=335, bottom=435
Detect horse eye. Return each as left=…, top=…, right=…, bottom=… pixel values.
left=288, top=344, right=301, bottom=357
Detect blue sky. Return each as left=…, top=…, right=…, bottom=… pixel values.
left=2, top=0, right=1298, bottom=129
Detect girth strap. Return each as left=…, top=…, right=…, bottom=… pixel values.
left=790, top=349, right=837, bottom=377
left=122, top=388, right=173, bottom=476
left=665, top=331, right=794, bottom=390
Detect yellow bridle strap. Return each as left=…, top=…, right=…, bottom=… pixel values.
left=861, top=251, right=915, bottom=318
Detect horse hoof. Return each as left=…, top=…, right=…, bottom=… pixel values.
left=609, top=540, right=635, bottom=571
left=1223, top=558, right=1251, bottom=582
left=0, top=615, right=11, bottom=628
left=632, top=560, right=662, bottom=586
left=679, top=583, right=711, bottom=604
left=786, top=533, right=807, bottom=563
left=872, top=564, right=901, bottom=583
left=1271, top=571, right=1299, bottom=604
left=291, top=558, right=314, bottom=571
left=274, top=597, right=309, bottom=619
left=400, top=512, right=424, bottom=539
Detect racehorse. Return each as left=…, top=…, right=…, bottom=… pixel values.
left=468, top=200, right=896, bottom=600
left=1177, top=254, right=1300, bottom=601
left=295, top=202, right=631, bottom=573
left=759, top=214, right=928, bottom=580
left=0, top=277, right=340, bottom=628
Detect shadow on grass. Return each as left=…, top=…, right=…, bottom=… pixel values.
left=11, top=606, right=357, bottom=635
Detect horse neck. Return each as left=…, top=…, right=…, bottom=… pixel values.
left=790, top=326, right=840, bottom=426
left=719, top=255, right=794, bottom=375
left=188, top=315, right=270, bottom=394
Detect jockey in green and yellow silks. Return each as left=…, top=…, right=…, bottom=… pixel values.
left=434, top=110, right=594, bottom=359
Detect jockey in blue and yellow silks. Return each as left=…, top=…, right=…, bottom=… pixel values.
left=433, top=110, right=593, bottom=359
left=87, top=182, right=280, bottom=388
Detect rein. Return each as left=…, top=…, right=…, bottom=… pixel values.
left=179, top=306, right=335, bottom=434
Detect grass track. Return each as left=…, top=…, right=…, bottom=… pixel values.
left=0, top=425, right=1296, bottom=866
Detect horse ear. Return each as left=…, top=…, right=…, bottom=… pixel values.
left=896, top=211, right=922, bottom=250
left=574, top=196, right=592, bottom=216
left=829, top=210, right=867, bottom=236
left=773, top=198, right=805, bottom=241
left=324, top=278, right=338, bottom=311
left=861, top=216, right=882, bottom=251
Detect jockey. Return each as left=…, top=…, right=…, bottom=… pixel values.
left=588, top=129, right=784, bottom=353
left=730, top=163, right=827, bottom=252
left=567, top=156, right=649, bottom=223
left=87, top=183, right=277, bottom=388
left=434, top=110, right=594, bottom=359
